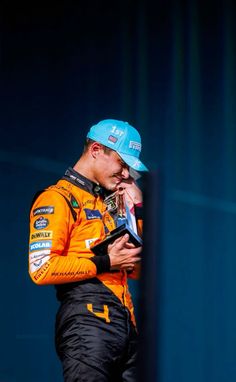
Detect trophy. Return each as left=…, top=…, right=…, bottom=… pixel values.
left=91, top=189, right=142, bottom=256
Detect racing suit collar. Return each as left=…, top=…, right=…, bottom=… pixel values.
left=63, top=167, right=107, bottom=197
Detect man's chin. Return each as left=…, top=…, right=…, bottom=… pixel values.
left=106, top=181, right=121, bottom=192
left=108, top=184, right=118, bottom=191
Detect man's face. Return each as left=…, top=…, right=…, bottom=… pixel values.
left=94, top=149, right=130, bottom=191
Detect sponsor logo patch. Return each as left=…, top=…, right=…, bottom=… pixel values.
left=30, top=231, right=53, bottom=240
left=70, top=195, right=80, bottom=208
left=29, top=240, right=52, bottom=252
left=82, top=199, right=95, bottom=207
left=85, top=238, right=99, bottom=249
left=33, top=217, right=49, bottom=230
left=29, top=249, right=51, bottom=261
left=129, top=141, right=141, bottom=152
left=30, top=256, right=50, bottom=274
left=33, top=206, right=54, bottom=216
left=84, top=209, right=102, bottom=220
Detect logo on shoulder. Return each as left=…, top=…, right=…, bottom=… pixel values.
left=33, top=206, right=54, bottom=216
left=33, top=217, right=49, bottom=230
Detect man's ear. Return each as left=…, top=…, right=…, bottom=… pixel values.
left=90, top=142, right=103, bottom=158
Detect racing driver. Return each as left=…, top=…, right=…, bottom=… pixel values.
left=28, top=119, right=148, bottom=382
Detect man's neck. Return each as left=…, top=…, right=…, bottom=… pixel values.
left=73, top=156, right=98, bottom=184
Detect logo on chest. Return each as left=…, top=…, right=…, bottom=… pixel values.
left=84, top=209, right=102, bottom=220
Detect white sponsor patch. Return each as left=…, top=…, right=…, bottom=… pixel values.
left=29, top=249, right=51, bottom=262
left=30, top=255, right=50, bottom=273
left=129, top=141, right=141, bottom=152
left=85, top=238, right=98, bottom=249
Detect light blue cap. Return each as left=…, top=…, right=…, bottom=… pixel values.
left=87, top=119, right=148, bottom=172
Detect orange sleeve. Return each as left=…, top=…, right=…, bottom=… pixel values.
left=28, top=190, right=109, bottom=285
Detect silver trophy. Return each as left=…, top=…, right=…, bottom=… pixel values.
left=91, top=189, right=142, bottom=256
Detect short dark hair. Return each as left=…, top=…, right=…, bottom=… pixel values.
left=83, top=138, right=113, bottom=155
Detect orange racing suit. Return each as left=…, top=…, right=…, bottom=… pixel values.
left=28, top=167, right=143, bottom=381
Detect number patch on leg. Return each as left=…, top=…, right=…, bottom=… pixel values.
left=87, top=304, right=110, bottom=323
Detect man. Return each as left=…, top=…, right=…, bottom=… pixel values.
left=28, top=119, right=148, bottom=382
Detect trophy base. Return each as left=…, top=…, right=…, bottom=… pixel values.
left=90, top=223, right=142, bottom=256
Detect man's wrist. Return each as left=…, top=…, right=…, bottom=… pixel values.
left=90, top=255, right=111, bottom=274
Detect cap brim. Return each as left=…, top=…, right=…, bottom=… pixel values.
left=129, top=168, right=142, bottom=181
left=118, top=152, right=148, bottom=172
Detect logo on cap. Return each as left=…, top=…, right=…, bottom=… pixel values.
left=129, top=141, right=141, bottom=152
left=132, top=159, right=142, bottom=168
left=108, top=135, right=118, bottom=144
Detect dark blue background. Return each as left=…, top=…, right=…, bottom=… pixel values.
left=1, top=1, right=236, bottom=381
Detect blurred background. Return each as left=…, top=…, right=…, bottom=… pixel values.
left=1, top=0, right=236, bottom=381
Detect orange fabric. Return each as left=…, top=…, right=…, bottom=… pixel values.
left=29, top=178, right=140, bottom=325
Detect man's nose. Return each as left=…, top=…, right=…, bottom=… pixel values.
left=121, top=167, right=130, bottom=179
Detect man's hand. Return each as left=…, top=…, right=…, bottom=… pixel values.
left=108, top=234, right=142, bottom=272
left=117, top=176, right=142, bottom=207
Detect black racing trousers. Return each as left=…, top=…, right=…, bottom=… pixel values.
left=55, top=300, right=138, bottom=382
